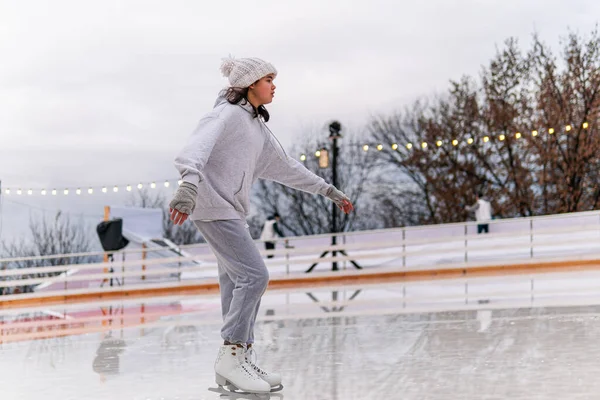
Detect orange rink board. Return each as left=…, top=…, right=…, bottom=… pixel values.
left=3, top=266, right=600, bottom=399
left=2, top=257, right=600, bottom=310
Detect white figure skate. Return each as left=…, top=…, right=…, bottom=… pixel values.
left=245, top=347, right=283, bottom=392
left=209, top=344, right=271, bottom=397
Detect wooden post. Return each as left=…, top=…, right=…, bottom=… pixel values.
left=103, top=206, right=110, bottom=282
left=141, top=243, right=147, bottom=280
left=141, top=303, right=146, bottom=336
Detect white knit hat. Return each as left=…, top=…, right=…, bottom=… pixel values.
left=219, top=56, right=277, bottom=88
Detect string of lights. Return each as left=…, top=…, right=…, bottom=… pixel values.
left=298, top=123, right=591, bottom=160
left=2, top=179, right=182, bottom=197
left=1, top=123, right=592, bottom=195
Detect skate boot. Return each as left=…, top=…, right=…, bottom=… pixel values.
left=213, top=344, right=271, bottom=394
left=245, top=346, right=283, bottom=391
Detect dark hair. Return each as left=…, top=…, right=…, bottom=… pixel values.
left=478, top=191, right=484, bottom=198
left=223, top=87, right=270, bottom=122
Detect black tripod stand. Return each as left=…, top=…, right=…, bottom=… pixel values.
left=100, top=254, right=123, bottom=288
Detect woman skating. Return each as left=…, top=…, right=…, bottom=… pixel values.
left=168, top=56, right=353, bottom=394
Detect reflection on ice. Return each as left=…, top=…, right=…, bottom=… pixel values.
left=3, top=276, right=600, bottom=399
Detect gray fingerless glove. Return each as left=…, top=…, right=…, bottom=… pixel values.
left=169, top=182, right=198, bottom=215
left=325, top=185, right=350, bottom=207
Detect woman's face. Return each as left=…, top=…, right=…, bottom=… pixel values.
left=248, top=74, right=276, bottom=106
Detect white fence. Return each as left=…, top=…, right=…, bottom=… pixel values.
left=2, top=209, right=600, bottom=302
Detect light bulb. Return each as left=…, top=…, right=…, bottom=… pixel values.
left=532, top=130, right=538, bottom=137
left=549, top=128, right=555, bottom=134
left=137, top=183, right=143, bottom=189
left=421, top=142, right=427, bottom=149
left=88, top=188, right=94, bottom=194
left=4, top=189, right=10, bottom=195
left=164, top=181, right=170, bottom=188
left=64, top=189, right=69, bottom=195
left=315, top=150, right=321, bottom=157
left=391, top=143, right=398, bottom=150
left=499, top=134, right=506, bottom=141
left=102, top=187, right=107, bottom=193
left=377, top=144, right=383, bottom=151
left=113, top=186, right=119, bottom=192
left=27, top=189, right=33, bottom=195
left=362, top=145, right=369, bottom=152
left=150, top=182, right=156, bottom=189
left=483, top=136, right=490, bottom=142
left=452, top=139, right=459, bottom=146
left=583, top=122, right=589, bottom=129
left=515, top=132, right=522, bottom=139
left=406, top=143, right=413, bottom=149
left=300, top=154, right=307, bottom=161
left=41, top=189, right=47, bottom=196
left=467, top=138, right=474, bottom=144
left=436, top=140, right=443, bottom=147
left=17, top=189, right=22, bottom=195
left=126, top=185, right=132, bottom=192
left=51, top=189, right=57, bottom=196
left=76, top=188, right=82, bottom=195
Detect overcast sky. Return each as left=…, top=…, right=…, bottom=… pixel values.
left=1, top=0, right=599, bottom=241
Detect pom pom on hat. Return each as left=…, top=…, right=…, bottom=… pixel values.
left=219, top=55, right=277, bottom=88
left=220, top=56, right=236, bottom=78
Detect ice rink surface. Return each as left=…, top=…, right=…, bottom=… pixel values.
left=3, top=271, right=600, bottom=400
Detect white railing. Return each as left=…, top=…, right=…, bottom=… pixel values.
left=1, top=209, right=600, bottom=301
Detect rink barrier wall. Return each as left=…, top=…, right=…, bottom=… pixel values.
left=2, top=209, right=600, bottom=306
left=1, top=255, right=600, bottom=309
left=3, top=207, right=600, bottom=263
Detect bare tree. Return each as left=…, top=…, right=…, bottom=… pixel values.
left=369, top=28, right=600, bottom=224
left=251, top=124, right=379, bottom=236
left=529, top=29, right=600, bottom=213
left=0, top=239, right=37, bottom=294
left=367, top=101, right=449, bottom=224
left=29, top=211, right=93, bottom=266
left=0, top=211, right=96, bottom=294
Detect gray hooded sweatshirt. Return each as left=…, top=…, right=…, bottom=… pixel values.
left=174, top=96, right=330, bottom=221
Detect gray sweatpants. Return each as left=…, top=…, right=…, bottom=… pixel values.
left=193, top=219, right=269, bottom=344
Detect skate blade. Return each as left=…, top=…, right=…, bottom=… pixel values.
left=270, top=384, right=284, bottom=393
left=208, top=385, right=273, bottom=399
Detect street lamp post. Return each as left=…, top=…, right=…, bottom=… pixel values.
left=329, top=121, right=341, bottom=270
left=306, top=121, right=361, bottom=273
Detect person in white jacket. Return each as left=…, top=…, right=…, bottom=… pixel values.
left=465, top=191, right=493, bottom=234
left=260, top=213, right=285, bottom=259
left=168, top=56, right=353, bottom=395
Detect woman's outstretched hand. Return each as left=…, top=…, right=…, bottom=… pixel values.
left=337, top=198, right=354, bottom=214
left=325, top=185, right=354, bottom=214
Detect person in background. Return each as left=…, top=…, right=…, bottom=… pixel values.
left=260, top=213, right=285, bottom=259
left=465, top=191, right=493, bottom=234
